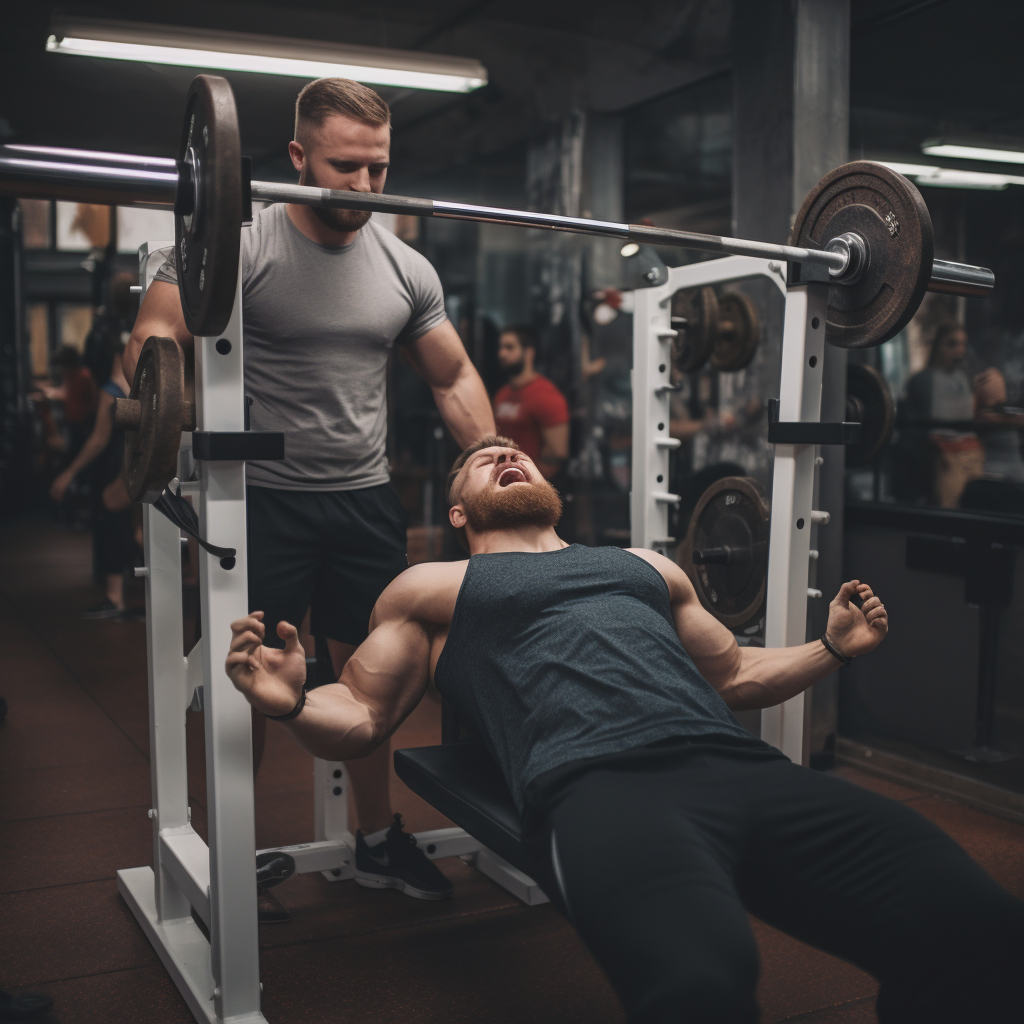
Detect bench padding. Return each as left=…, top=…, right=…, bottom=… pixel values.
left=394, top=742, right=530, bottom=874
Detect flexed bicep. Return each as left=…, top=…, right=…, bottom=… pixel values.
left=340, top=615, right=432, bottom=743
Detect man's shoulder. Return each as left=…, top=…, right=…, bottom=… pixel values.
left=526, top=374, right=564, bottom=397
left=376, top=560, right=468, bottom=625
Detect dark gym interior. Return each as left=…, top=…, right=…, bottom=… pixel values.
left=2, top=2, right=1023, bottom=1023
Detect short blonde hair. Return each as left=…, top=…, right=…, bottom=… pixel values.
left=294, top=78, right=390, bottom=141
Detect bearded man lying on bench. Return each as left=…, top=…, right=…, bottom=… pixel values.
left=227, top=435, right=1023, bottom=1024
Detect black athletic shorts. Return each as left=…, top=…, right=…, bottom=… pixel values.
left=246, top=483, right=408, bottom=650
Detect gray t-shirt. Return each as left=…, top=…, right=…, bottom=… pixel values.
left=156, top=204, right=447, bottom=489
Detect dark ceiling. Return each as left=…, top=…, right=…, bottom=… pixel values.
left=1, top=0, right=1022, bottom=197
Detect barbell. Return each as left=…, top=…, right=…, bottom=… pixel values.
left=0, top=73, right=994, bottom=346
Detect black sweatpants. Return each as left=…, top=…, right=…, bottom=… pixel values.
left=524, top=743, right=1024, bottom=1024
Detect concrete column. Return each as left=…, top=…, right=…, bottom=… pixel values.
left=733, top=0, right=850, bottom=764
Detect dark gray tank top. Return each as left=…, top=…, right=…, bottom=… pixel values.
left=434, top=544, right=759, bottom=808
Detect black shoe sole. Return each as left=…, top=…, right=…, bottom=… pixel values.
left=353, top=869, right=452, bottom=900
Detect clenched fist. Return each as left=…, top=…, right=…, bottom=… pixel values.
left=826, top=581, right=888, bottom=659
left=226, top=612, right=307, bottom=717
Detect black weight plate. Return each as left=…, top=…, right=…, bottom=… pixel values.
left=124, top=336, right=185, bottom=504
left=845, top=363, right=895, bottom=467
left=176, top=75, right=242, bottom=337
left=710, top=291, right=760, bottom=372
left=790, top=161, right=934, bottom=349
left=678, top=476, right=769, bottom=630
left=670, top=286, right=719, bottom=373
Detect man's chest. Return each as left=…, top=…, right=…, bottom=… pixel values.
left=242, top=252, right=414, bottom=352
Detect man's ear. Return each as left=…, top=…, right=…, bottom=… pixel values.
left=288, top=141, right=305, bottom=174
left=449, top=504, right=467, bottom=530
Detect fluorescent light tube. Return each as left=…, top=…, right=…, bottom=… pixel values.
left=47, top=17, right=487, bottom=94
left=922, top=142, right=1024, bottom=166
left=879, top=161, right=1024, bottom=191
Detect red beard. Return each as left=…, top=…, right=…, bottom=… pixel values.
left=462, top=478, right=563, bottom=533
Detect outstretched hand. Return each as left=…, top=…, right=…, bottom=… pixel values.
left=225, top=612, right=307, bottom=717
left=826, top=581, right=888, bottom=659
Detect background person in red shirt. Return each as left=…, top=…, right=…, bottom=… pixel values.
left=492, top=324, right=570, bottom=480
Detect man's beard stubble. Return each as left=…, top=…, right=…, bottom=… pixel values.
left=303, top=166, right=373, bottom=233
left=462, top=478, right=563, bottom=534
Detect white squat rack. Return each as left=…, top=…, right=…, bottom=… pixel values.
left=630, top=255, right=833, bottom=765
left=116, top=242, right=547, bottom=1024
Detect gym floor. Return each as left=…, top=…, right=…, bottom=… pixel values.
left=3, top=523, right=1023, bottom=1024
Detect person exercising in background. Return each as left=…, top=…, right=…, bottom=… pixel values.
left=126, top=77, right=495, bottom=910
left=50, top=342, right=136, bottom=618
left=492, top=324, right=569, bottom=479
left=227, top=436, right=1022, bottom=1024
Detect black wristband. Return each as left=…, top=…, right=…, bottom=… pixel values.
left=266, top=686, right=306, bottom=721
left=821, top=633, right=853, bottom=666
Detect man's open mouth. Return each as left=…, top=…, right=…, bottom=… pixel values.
left=497, top=466, right=528, bottom=487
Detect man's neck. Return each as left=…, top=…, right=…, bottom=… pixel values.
left=285, top=203, right=361, bottom=247
left=508, top=369, right=538, bottom=390
left=468, top=526, right=566, bottom=555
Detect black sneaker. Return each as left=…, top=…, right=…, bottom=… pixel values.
left=354, top=814, right=453, bottom=900
left=81, top=599, right=122, bottom=620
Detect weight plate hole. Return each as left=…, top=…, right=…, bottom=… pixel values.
left=657, top=423, right=665, bottom=431
left=796, top=518, right=805, bottom=529
left=809, top=355, right=817, bottom=368
left=659, top=364, right=666, bottom=373
left=333, top=787, right=342, bottom=796
left=216, top=338, right=232, bottom=355
left=332, top=769, right=342, bottom=778
left=811, top=317, right=820, bottom=330
left=657, top=475, right=663, bottom=483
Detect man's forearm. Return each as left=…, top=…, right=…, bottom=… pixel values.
left=279, top=682, right=380, bottom=761
left=719, top=641, right=839, bottom=711
left=432, top=364, right=495, bottom=448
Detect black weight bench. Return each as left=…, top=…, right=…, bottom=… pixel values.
left=394, top=741, right=534, bottom=878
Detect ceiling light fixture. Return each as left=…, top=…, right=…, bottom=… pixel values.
left=880, top=161, right=1024, bottom=191
left=46, top=16, right=488, bottom=94
left=922, top=141, right=1024, bottom=166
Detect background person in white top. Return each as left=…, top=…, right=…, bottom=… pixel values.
left=126, top=78, right=495, bottom=909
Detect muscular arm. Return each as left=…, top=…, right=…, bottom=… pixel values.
left=630, top=550, right=888, bottom=711
left=537, top=422, right=569, bottom=479
left=123, top=280, right=193, bottom=385
left=226, top=572, right=434, bottom=761
left=403, top=320, right=495, bottom=448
